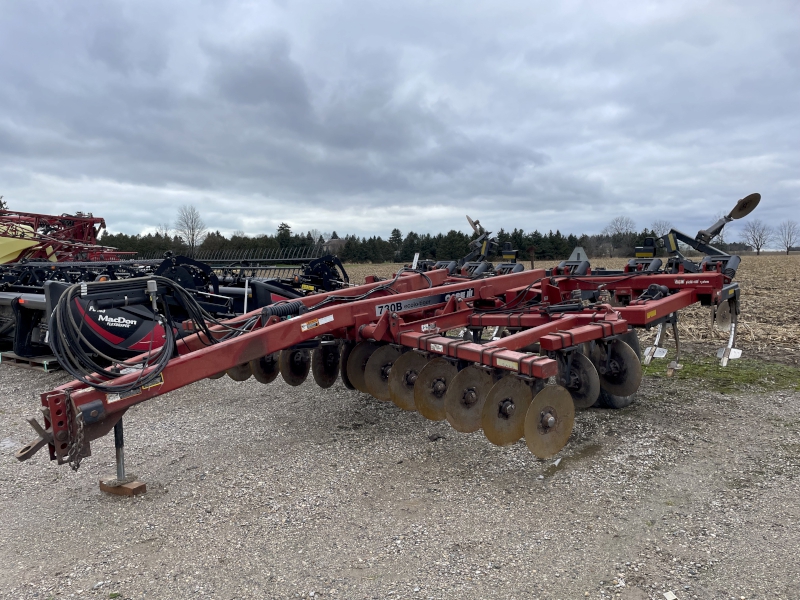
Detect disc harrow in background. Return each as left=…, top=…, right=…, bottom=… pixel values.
left=280, top=348, right=311, bottom=386
left=364, top=345, right=402, bottom=401
left=481, top=375, right=533, bottom=446
left=312, top=345, right=340, bottom=388
left=388, top=351, right=428, bottom=411
left=251, top=352, right=280, bottom=384
left=346, top=342, right=379, bottom=394
left=414, top=358, right=457, bottom=421
left=524, top=385, right=575, bottom=459
left=445, top=365, right=494, bottom=432
left=590, top=339, right=642, bottom=397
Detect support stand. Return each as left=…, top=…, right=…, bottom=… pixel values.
left=99, top=418, right=146, bottom=496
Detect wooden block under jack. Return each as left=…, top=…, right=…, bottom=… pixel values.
left=99, top=478, right=147, bottom=496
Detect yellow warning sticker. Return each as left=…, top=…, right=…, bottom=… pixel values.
left=301, top=284, right=315, bottom=291
left=646, top=309, right=657, bottom=319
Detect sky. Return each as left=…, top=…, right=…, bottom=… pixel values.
left=1, top=0, right=798, bottom=243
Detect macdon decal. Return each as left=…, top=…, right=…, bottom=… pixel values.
left=96, top=314, right=137, bottom=328
left=375, top=288, right=475, bottom=316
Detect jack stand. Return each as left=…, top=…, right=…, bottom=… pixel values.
left=99, top=418, right=146, bottom=496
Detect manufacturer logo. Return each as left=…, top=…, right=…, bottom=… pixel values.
left=96, top=314, right=137, bottom=328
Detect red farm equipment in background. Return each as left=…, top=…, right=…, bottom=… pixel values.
left=0, top=209, right=131, bottom=264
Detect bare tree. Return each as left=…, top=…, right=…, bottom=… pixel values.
left=156, top=222, right=171, bottom=239
left=0, top=196, right=7, bottom=210
left=776, top=219, right=799, bottom=255
left=602, top=216, right=636, bottom=237
left=650, top=219, right=673, bottom=238
left=741, top=219, right=774, bottom=256
left=174, top=205, right=207, bottom=257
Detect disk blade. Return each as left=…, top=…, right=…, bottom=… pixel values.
left=728, top=193, right=761, bottom=220
left=481, top=375, right=533, bottom=446
left=345, top=341, right=379, bottom=393
left=387, top=351, right=428, bottom=411
left=226, top=362, right=252, bottom=382
left=714, top=301, right=732, bottom=333
left=414, top=358, right=457, bottom=421
left=312, top=345, right=340, bottom=389
left=250, top=352, right=280, bottom=384
left=564, top=352, right=601, bottom=410
left=445, top=365, right=494, bottom=433
left=208, top=371, right=225, bottom=380
left=524, top=385, right=575, bottom=459
left=340, top=342, right=357, bottom=390
left=590, top=340, right=643, bottom=397
left=280, top=348, right=311, bottom=387
left=364, top=345, right=402, bottom=401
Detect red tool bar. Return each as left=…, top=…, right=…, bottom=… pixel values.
left=563, top=272, right=724, bottom=293
left=539, top=321, right=627, bottom=351
left=397, top=331, right=558, bottom=379
left=483, top=315, right=578, bottom=349
left=614, top=289, right=696, bottom=325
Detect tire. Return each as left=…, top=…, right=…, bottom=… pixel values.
left=594, top=328, right=642, bottom=409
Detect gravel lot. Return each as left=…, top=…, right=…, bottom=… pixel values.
left=1, top=346, right=799, bottom=600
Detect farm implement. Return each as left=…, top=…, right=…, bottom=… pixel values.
left=0, top=252, right=349, bottom=362
left=15, top=194, right=761, bottom=478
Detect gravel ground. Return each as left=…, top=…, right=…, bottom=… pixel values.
left=1, top=350, right=799, bottom=600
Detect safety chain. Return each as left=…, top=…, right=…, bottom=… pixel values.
left=65, top=391, right=85, bottom=471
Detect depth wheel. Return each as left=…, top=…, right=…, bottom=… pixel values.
left=280, top=349, right=311, bottom=386
left=444, top=365, right=494, bottom=433
left=387, top=351, right=428, bottom=411
left=524, top=385, right=575, bottom=459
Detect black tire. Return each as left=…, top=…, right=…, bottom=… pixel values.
left=594, top=329, right=642, bottom=409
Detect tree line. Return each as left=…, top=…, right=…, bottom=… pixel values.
left=95, top=204, right=797, bottom=262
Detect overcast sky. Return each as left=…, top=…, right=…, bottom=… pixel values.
left=1, top=0, right=798, bottom=243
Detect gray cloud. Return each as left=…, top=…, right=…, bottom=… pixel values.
left=0, top=0, right=797, bottom=243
